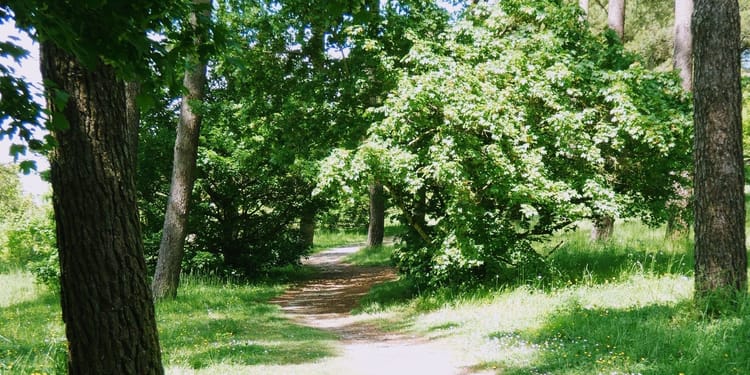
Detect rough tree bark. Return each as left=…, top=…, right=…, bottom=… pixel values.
left=367, top=182, right=385, bottom=247
left=299, top=201, right=316, bottom=248
left=40, top=41, right=163, bottom=374
left=607, top=0, right=625, bottom=40
left=152, top=0, right=210, bottom=300
left=692, top=0, right=747, bottom=302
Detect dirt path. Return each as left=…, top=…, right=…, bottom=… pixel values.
left=271, top=244, right=489, bottom=375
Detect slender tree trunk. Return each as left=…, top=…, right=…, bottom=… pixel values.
left=152, top=0, right=210, bottom=300
left=607, top=0, right=626, bottom=40
left=40, top=41, right=163, bottom=374
left=596, top=0, right=624, bottom=241
left=692, top=0, right=747, bottom=303
left=674, top=0, right=693, bottom=91
left=299, top=203, right=316, bottom=248
left=665, top=0, right=694, bottom=239
left=591, top=216, right=614, bottom=241
left=367, top=182, right=385, bottom=247
left=579, top=0, right=589, bottom=17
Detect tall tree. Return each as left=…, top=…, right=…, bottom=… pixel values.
left=40, top=41, right=163, bottom=374
left=364, top=0, right=386, bottom=247
left=152, top=0, right=211, bottom=300
left=592, top=0, right=627, bottom=241
left=608, top=0, right=626, bottom=39
left=8, top=1, right=175, bottom=371
left=692, top=0, right=747, bottom=304
left=665, top=0, right=694, bottom=238
left=674, top=0, right=693, bottom=91
left=367, top=182, right=385, bottom=246
left=579, top=0, right=589, bottom=17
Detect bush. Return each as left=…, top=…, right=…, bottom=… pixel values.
left=0, top=202, right=59, bottom=289
left=326, top=0, right=691, bottom=287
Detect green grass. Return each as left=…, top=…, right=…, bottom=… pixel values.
left=0, top=272, right=66, bottom=374
left=4, top=221, right=750, bottom=374
left=0, top=273, right=337, bottom=374
left=351, top=220, right=750, bottom=375
left=312, top=225, right=405, bottom=253
left=343, top=244, right=394, bottom=267
left=157, top=275, right=337, bottom=371
left=312, top=228, right=366, bottom=253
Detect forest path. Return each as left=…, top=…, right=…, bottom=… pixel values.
left=270, top=244, right=491, bottom=375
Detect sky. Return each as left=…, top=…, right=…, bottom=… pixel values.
left=0, top=20, right=50, bottom=197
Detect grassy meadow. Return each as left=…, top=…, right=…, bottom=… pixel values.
left=1, top=223, right=750, bottom=374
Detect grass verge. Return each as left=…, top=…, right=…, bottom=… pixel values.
left=343, top=244, right=394, bottom=267
left=0, top=273, right=337, bottom=374
left=352, top=220, right=750, bottom=375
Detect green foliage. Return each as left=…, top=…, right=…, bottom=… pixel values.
left=324, top=0, right=692, bottom=287
left=3, top=209, right=57, bottom=284
left=0, top=12, right=44, bottom=170
left=0, top=164, right=30, bottom=226
left=0, top=165, right=57, bottom=288
left=134, top=0, right=450, bottom=276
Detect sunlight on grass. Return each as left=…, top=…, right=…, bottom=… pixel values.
left=157, top=274, right=337, bottom=371
left=353, top=221, right=750, bottom=375
left=343, top=245, right=394, bottom=267
left=0, top=272, right=338, bottom=374
left=0, top=277, right=65, bottom=375
left=3, top=220, right=750, bottom=375
left=0, top=271, right=41, bottom=308
left=313, top=229, right=366, bottom=253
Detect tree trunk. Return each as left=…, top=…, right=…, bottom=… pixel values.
left=299, top=203, right=316, bottom=248
left=152, top=0, right=210, bottom=300
left=692, top=0, right=747, bottom=303
left=579, top=0, right=589, bottom=17
left=664, top=0, right=694, bottom=239
left=590, top=216, right=614, bottom=241
left=607, top=0, right=625, bottom=40
left=367, top=182, right=385, bottom=247
left=674, top=0, right=693, bottom=92
left=40, top=41, right=163, bottom=375
left=665, top=176, right=691, bottom=238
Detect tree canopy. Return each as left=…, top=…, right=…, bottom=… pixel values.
left=320, top=0, right=692, bottom=286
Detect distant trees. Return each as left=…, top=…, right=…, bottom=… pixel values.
left=665, top=0, right=693, bottom=238
left=692, top=0, right=747, bottom=306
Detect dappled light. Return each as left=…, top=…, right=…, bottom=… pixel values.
left=2, top=0, right=750, bottom=373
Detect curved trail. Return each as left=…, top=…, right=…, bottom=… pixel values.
left=270, top=244, right=488, bottom=375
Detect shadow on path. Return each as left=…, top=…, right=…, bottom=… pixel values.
left=270, top=244, right=492, bottom=375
